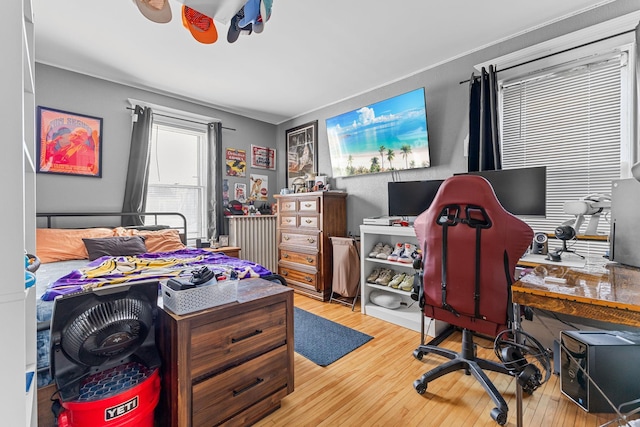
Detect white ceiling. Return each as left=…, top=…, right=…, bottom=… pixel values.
left=32, top=0, right=614, bottom=125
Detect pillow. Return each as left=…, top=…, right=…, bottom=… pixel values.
left=369, top=290, right=403, bottom=310
left=82, top=236, right=148, bottom=261
left=113, top=227, right=186, bottom=253
left=36, top=228, right=114, bottom=263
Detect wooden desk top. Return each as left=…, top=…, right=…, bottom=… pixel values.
left=512, top=262, right=640, bottom=328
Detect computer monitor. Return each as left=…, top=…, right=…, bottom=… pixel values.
left=465, top=166, right=546, bottom=216
left=388, top=180, right=444, bottom=217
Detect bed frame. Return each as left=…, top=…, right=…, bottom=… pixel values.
left=36, top=211, right=188, bottom=244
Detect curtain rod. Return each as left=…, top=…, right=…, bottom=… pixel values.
left=126, top=106, right=236, bottom=131
left=459, top=28, right=635, bottom=85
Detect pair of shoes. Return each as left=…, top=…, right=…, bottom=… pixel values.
left=398, top=243, right=418, bottom=263
left=398, top=274, right=415, bottom=291
left=375, top=244, right=393, bottom=259
left=366, top=267, right=382, bottom=283
left=388, top=272, right=406, bottom=288
left=387, top=242, right=405, bottom=261
left=368, top=242, right=384, bottom=258
left=375, top=268, right=394, bottom=286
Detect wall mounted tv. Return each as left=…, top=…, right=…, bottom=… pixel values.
left=464, top=166, right=547, bottom=216
left=326, top=88, right=430, bottom=177
left=388, top=180, right=444, bottom=218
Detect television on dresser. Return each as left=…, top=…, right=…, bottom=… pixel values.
left=388, top=179, right=444, bottom=218
left=326, top=88, right=431, bottom=177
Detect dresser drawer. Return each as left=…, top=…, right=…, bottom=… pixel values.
left=298, top=198, right=319, bottom=213
left=279, top=214, right=297, bottom=228
left=280, top=249, right=317, bottom=267
left=192, top=345, right=289, bottom=427
left=190, top=302, right=287, bottom=379
left=279, top=266, right=318, bottom=289
left=280, top=231, right=319, bottom=250
left=298, top=215, right=319, bottom=230
left=279, top=200, right=297, bottom=212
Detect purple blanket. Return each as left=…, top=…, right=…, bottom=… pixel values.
left=42, top=248, right=271, bottom=301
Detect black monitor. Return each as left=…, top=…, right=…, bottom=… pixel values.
left=465, top=166, right=546, bottom=216
left=388, top=180, right=444, bottom=217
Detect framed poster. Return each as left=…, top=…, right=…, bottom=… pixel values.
left=226, top=148, right=247, bottom=177
left=251, top=145, right=276, bottom=170
left=36, top=106, right=102, bottom=177
left=285, top=121, right=317, bottom=188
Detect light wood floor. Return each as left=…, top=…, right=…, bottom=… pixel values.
left=255, top=294, right=632, bottom=427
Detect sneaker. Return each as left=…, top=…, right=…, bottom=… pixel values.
left=366, top=268, right=382, bottom=284
left=398, top=274, right=415, bottom=291
left=368, top=242, right=384, bottom=258
left=375, top=268, right=394, bottom=286
left=387, top=242, right=405, bottom=262
left=398, top=243, right=417, bottom=263
left=376, top=244, right=393, bottom=259
left=388, top=272, right=406, bottom=288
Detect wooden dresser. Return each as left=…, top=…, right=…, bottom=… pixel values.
left=275, top=191, right=347, bottom=301
left=156, top=278, right=294, bottom=427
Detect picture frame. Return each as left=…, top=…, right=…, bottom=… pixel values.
left=251, top=144, right=276, bottom=170
left=285, top=121, right=318, bottom=188
left=36, top=106, right=103, bottom=177
left=218, top=235, right=229, bottom=247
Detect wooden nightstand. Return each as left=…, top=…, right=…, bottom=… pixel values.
left=203, top=246, right=241, bottom=258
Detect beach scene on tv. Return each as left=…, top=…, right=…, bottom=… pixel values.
left=326, top=88, right=430, bottom=177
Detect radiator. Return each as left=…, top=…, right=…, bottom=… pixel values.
left=228, top=215, right=278, bottom=272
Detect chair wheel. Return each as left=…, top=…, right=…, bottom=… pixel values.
left=413, top=379, right=427, bottom=394
left=490, top=407, right=507, bottom=425
left=413, top=349, right=424, bottom=360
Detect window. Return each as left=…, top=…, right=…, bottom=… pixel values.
left=498, top=40, right=635, bottom=256
left=145, top=119, right=208, bottom=242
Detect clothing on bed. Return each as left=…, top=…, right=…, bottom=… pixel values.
left=41, top=248, right=271, bottom=301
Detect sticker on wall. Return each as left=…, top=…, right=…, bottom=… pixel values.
left=226, top=148, right=246, bottom=177
left=249, top=174, right=269, bottom=202
left=234, top=183, right=247, bottom=203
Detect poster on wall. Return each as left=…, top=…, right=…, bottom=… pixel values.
left=249, top=174, right=269, bottom=202
left=251, top=145, right=276, bottom=170
left=234, top=183, right=247, bottom=203
left=222, top=179, right=229, bottom=207
left=36, top=106, right=103, bottom=177
left=286, top=121, right=317, bottom=188
left=226, top=148, right=246, bottom=177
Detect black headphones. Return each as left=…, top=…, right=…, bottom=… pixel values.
left=500, top=346, right=543, bottom=394
left=495, top=330, right=551, bottom=394
left=554, top=225, right=576, bottom=241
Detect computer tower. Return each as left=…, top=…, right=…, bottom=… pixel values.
left=610, top=178, right=640, bottom=268
left=560, top=330, right=640, bottom=413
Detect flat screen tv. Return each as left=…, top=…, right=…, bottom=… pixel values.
left=464, top=166, right=547, bottom=216
left=388, top=179, right=444, bottom=217
left=326, top=88, right=430, bottom=177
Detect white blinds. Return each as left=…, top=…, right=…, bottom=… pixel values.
left=501, top=54, right=624, bottom=255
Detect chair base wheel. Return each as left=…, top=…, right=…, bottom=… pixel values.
left=413, top=379, right=427, bottom=394
left=490, top=407, right=507, bottom=425
left=413, top=349, right=424, bottom=360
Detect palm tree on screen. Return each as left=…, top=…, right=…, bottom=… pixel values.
left=378, top=145, right=386, bottom=170
left=401, top=144, right=412, bottom=169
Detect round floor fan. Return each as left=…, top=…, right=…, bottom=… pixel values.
left=50, top=280, right=161, bottom=402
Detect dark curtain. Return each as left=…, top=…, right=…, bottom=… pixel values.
left=206, top=121, right=224, bottom=239
left=121, top=105, right=153, bottom=226
left=468, top=65, right=501, bottom=172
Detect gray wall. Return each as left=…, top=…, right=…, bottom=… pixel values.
left=276, top=0, right=640, bottom=237
left=35, top=64, right=277, bottom=215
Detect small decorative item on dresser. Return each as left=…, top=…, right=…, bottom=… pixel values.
left=218, top=235, right=229, bottom=247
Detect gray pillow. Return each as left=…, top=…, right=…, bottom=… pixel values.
left=83, top=236, right=148, bottom=260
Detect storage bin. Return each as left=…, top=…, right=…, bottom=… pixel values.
left=161, top=280, right=238, bottom=315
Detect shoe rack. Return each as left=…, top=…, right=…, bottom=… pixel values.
left=359, top=225, right=447, bottom=336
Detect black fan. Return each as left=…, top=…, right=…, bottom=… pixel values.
left=50, top=281, right=161, bottom=402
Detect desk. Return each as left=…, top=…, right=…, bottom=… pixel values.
left=512, top=262, right=640, bottom=328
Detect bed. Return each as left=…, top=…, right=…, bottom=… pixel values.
left=34, top=212, right=278, bottom=389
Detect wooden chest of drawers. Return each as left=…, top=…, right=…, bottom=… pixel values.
left=156, top=278, right=294, bottom=427
left=275, top=191, right=347, bottom=301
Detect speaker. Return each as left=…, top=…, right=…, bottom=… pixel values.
left=555, top=225, right=576, bottom=240
left=531, top=232, right=548, bottom=255
left=560, top=330, right=640, bottom=413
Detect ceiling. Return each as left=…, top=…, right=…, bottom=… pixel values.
left=32, top=0, right=613, bottom=125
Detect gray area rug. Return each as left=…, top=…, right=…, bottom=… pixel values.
left=294, top=307, right=373, bottom=366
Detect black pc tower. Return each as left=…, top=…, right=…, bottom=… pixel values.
left=560, top=330, right=640, bottom=413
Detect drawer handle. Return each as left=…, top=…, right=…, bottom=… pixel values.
left=304, top=203, right=312, bottom=208
left=304, top=275, right=313, bottom=282
left=285, top=218, right=293, bottom=223
left=305, top=219, right=312, bottom=224
left=282, top=270, right=288, bottom=276
left=306, top=257, right=313, bottom=263
left=231, top=329, right=263, bottom=343
left=307, top=237, right=315, bottom=244
left=283, top=236, right=290, bottom=241
left=233, top=378, right=264, bottom=397
left=283, top=253, right=290, bottom=258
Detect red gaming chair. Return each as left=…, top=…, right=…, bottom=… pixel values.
left=411, top=175, right=533, bottom=425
